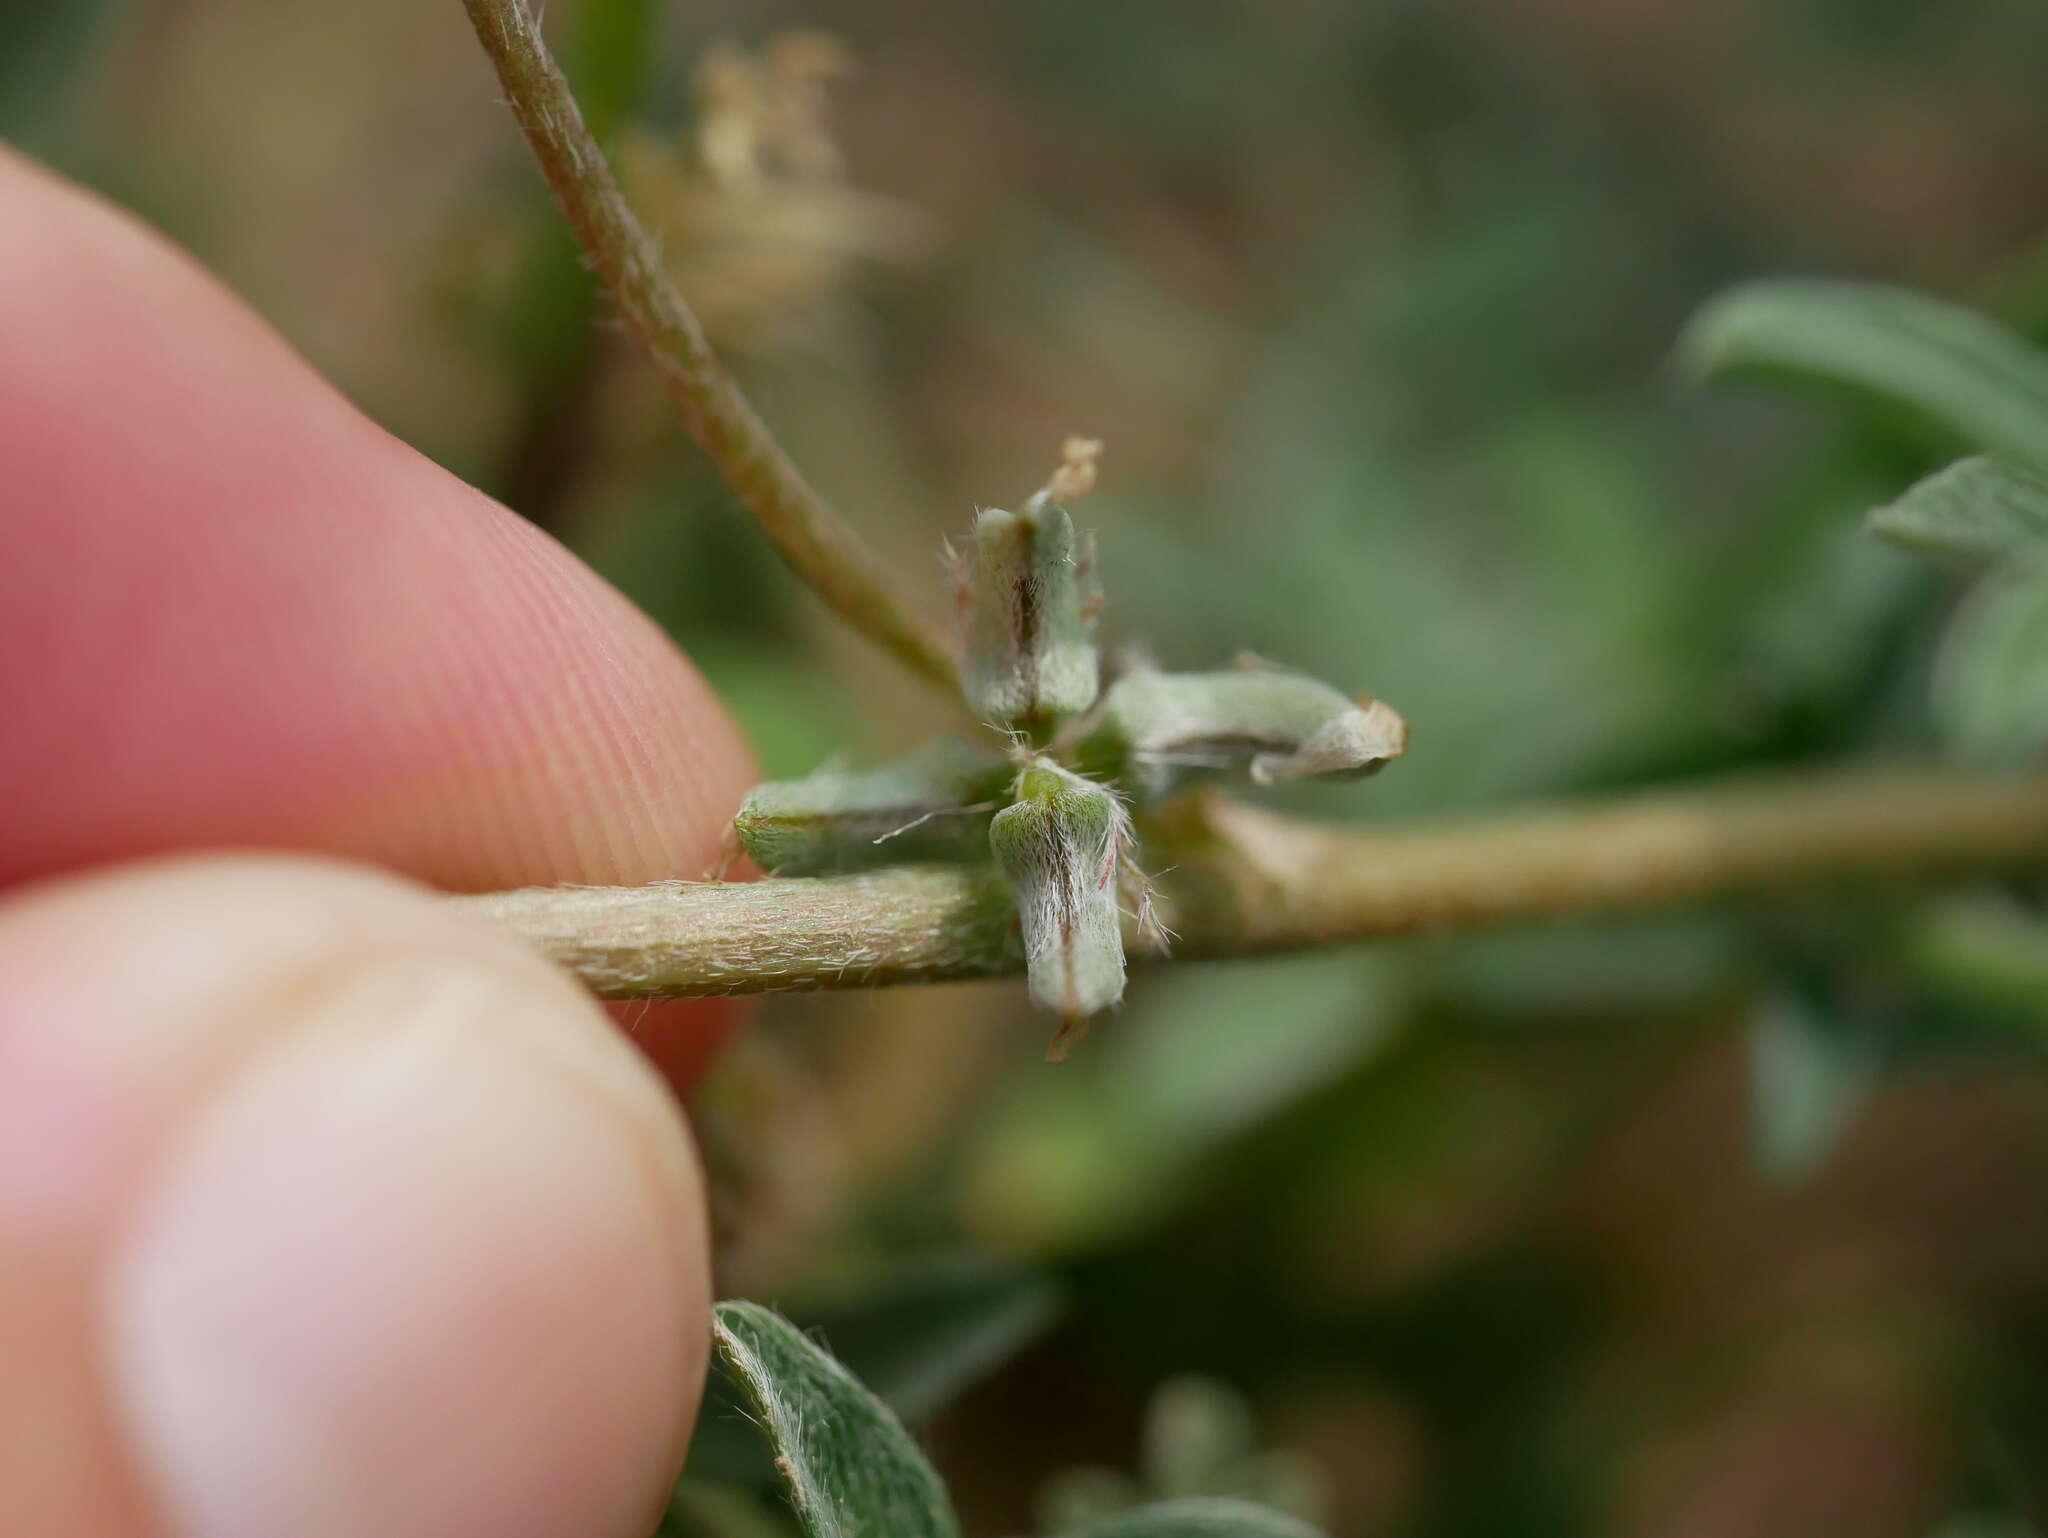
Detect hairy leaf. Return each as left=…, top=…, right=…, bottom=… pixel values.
left=991, top=759, right=1129, bottom=1049
left=1869, top=456, right=2048, bottom=571
left=710, top=1301, right=961, bottom=1538
left=962, top=500, right=1101, bottom=731
left=1680, top=280, right=2048, bottom=475
left=733, top=736, right=1010, bottom=875
left=1083, top=665, right=1406, bottom=798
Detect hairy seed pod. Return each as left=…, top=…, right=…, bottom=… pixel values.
left=960, top=502, right=1100, bottom=734
left=734, top=736, right=1012, bottom=875
left=989, top=759, right=1127, bottom=1053
left=1082, top=665, right=1407, bottom=799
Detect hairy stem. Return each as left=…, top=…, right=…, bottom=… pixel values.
left=454, top=764, right=2048, bottom=998
left=459, top=0, right=960, bottom=695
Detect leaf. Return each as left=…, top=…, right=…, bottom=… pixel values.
left=1072, top=1497, right=1326, bottom=1538
left=688, top=1260, right=1061, bottom=1488
left=1081, top=665, right=1405, bottom=800
left=734, top=736, right=1011, bottom=875
left=1143, top=1377, right=1259, bottom=1498
left=990, top=759, right=1130, bottom=1049
left=710, top=1301, right=961, bottom=1538
left=794, top=1257, right=1063, bottom=1422
left=1934, top=562, right=2048, bottom=764
left=1679, top=280, right=2048, bottom=475
left=0, top=0, right=121, bottom=136
left=1746, top=990, right=1878, bottom=1182
left=962, top=500, right=1101, bottom=732
left=1868, top=456, right=2048, bottom=571
left=1904, top=896, right=2048, bottom=1040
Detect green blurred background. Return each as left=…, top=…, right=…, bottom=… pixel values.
left=17, top=2, right=2048, bottom=1533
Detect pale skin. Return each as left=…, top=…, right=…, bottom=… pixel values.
left=0, top=147, right=759, bottom=1537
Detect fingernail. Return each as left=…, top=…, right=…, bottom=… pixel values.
left=106, top=956, right=704, bottom=1538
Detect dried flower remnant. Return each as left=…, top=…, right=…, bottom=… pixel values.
left=617, top=30, right=932, bottom=351
left=990, top=759, right=1131, bottom=1058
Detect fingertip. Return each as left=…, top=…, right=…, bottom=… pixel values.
left=0, top=855, right=710, bottom=1538
left=0, top=150, right=756, bottom=891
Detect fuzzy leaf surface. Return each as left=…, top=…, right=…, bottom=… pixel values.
left=710, top=1300, right=961, bottom=1538
left=1681, top=280, right=2048, bottom=475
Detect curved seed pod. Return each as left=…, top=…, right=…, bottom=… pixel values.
left=960, top=500, right=1101, bottom=734
left=735, top=736, right=1012, bottom=875
left=990, top=759, right=1128, bottom=1056
left=1083, top=665, right=1407, bottom=799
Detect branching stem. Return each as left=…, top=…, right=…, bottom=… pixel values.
left=459, top=0, right=960, bottom=696
left=454, top=764, right=2048, bottom=998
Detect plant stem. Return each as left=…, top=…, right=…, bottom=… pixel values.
left=453, top=763, right=2048, bottom=998
left=458, top=0, right=960, bottom=697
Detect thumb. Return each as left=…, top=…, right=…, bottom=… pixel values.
left=0, top=854, right=708, bottom=1538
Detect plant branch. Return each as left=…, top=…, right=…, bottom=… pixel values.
left=459, top=0, right=960, bottom=696
left=454, top=763, right=2048, bottom=998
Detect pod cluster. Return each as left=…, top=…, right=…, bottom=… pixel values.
left=732, top=448, right=1406, bottom=1055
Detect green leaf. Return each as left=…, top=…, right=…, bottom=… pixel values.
left=794, top=1258, right=1063, bottom=1422
left=1073, top=1497, right=1325, bottom=1538
left=1679, top=280, right=2048, bottom=475
left=710, top=1301, right=961, bottom=1538
left=0, top=0, right=122, bottom=138
left=1868, top=456, right=2048, bottom=571
left=689, top=1260, right=1060, bottom=1487
left=1904, top=896, right=2048, bottom=1037
left=1746, top=991, right=1877, bottom=1182
left=1143, top=1378, right=1260, bottom=1497
left=1078, top=665, right=1405, bottom=799
left=734, top=737, right=1011, bottom=876
left=962, top=500, right=1101, bottom=733
left=1934, top=562, right=2048, bottom=764
left=990, top=759, right=1130, bottom=1049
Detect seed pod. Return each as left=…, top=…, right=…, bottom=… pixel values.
left=734, top=736, right=1011, bottom=875
left=960, top=501, right=1101, bottom=734
left=989, top=758, right=1128, bottom=1055
left=1082, top=664, right=1407, bottom=799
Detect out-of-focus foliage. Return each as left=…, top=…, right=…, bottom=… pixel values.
left=25, top=0, right=2048, bottom=1533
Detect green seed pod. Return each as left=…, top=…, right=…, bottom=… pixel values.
left=1082, top=664, right=1407, bottom=799
left=990, top=758, right=1128, bottom=1053
left=734, top=736, right=1011, bottom=876
left=961, top=500, right=1101, bottom=734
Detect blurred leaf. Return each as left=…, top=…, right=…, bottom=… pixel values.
left=659, top=1477, right=796, bottom=1538
left=1140, top=1378, right=1328, bottom=1520
left=1144, top=1378, right=1260, bottom=1498
left=1038, top=1468, right=1149, bottom=1534
left=1870, top=457, right=2048, bottom=571
left=710, top=1301, right=960, bottom=1538
left=1071, top=1497, right=1324, bottom=1538
left=796, top=1257, right=1063, bottom=1422
left=0, top=0, right=121, bottom=136
left=1746, top=989, right=1879, bottom=1182
left=1039, top=1376, right=1330, bottom=1534
left=963, top=953, right=1401, bottom=1252
left=1934, top=562, right=2048, bottom=763
left=1925, top=1518, right=2043, bottom=1538
left=1903, top=896, right=2048, bottom=1040
left=1680, top=281, right=2048, bottom=475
